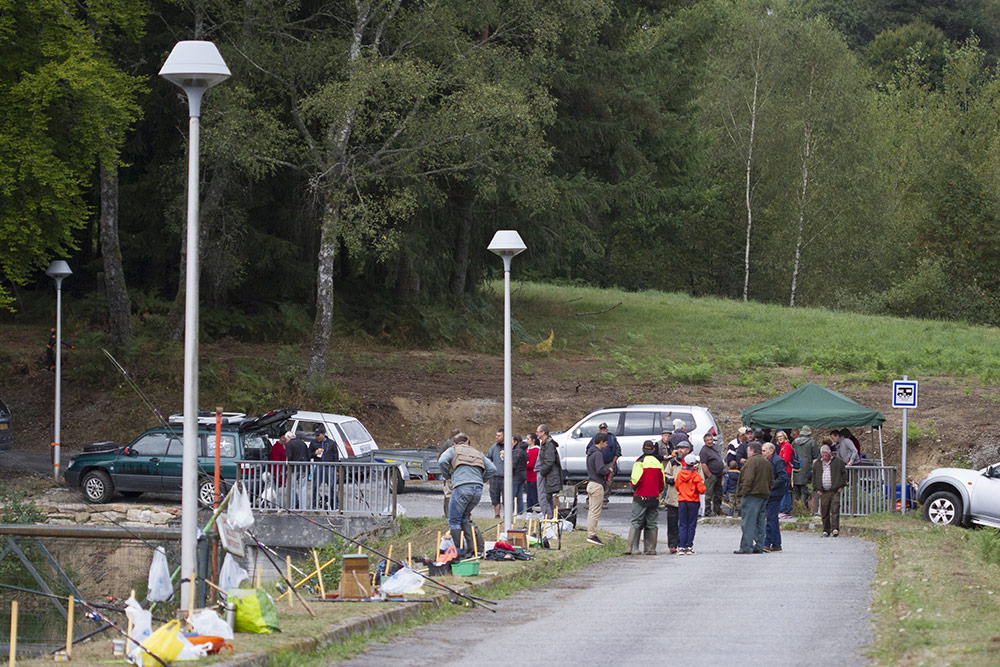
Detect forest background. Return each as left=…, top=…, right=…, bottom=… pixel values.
left=3, top=0, right=1000, bottom=390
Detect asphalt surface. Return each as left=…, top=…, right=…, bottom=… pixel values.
left=347, top=484, right=876, bottom=666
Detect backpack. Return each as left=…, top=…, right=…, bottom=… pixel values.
left=791, top=448, right=802, bottom=472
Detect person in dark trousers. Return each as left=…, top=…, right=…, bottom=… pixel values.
left=511, top=434, right=527, bottom=515
left=734, top=441, right=773, bottom=554
left=319, top=429, right=340, bottom=510
left=585, top=433, right=612, bottom=545
left=45, top=328, right=74, bottom=371
left=791, top=426, right=819, bottom=506
left=627, top=440, right=665, bottom=555
left=813, top=444, right=848, bottom=537
left=699, top=432, right=725, bottom=516
left=284, top=431, right=309, bottom=509
left=763, top=442, right=790, bottom=552
left=439, top=428, right=461, bottom=518
left=723, top=460, right=741, bottom=516
left=525, top=432, right=541, bottom=512
left=438, top=433, right=496, bottom=556
left=486, top=427, right=505, bottom=518
left=535, top=424, right=562, bottom=519
left=662, top=441, right=690, bottom=554
left=676, top=453, right=706, bottom=555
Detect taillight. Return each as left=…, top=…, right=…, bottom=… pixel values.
left=344, top=441, right=356, bottom=457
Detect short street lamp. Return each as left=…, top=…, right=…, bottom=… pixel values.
left=45, top=260, right=72, bottom=481
left=159, top=40, right=230, bottom=613
left=487, top=230, right=526, bottom=532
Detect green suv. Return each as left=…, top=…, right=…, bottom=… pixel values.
left=64, top=412, right=272, bottom=504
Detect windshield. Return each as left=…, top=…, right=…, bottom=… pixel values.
left=0, top=399, right=8, bottom=419
left=340, top=420, right=374, bottom=445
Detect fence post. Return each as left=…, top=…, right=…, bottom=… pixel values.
left=390, top=467, right=399, bottom=517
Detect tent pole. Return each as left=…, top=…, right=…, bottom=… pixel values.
left=878, top=426, right=884, bottom=466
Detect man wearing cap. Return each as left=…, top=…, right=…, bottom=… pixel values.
left=734, top=441, right=773, bottom=554
left=588, top=422, right=621, bottom=500
left=700, top=432, right=725, bottom=516
left=656, top=430, right=672, bottom=460
left=662, top=440, right=690, bottom=554
left=812, top=444, right=847, bottom=537
left=669, top=418, right=691, bottom=448
left=728, top=427, right=749, bottom=467
left=438, top=434, right=496, bottom=555
left=585, top=433, right=613, bottom=545
left=791, top=426, right=819, bottom=507
left=627, top=440, right=665, bottom=555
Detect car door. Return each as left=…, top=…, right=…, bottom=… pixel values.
left=156, top=435, right=185, bottom=492
left=620, top=411, right=657, bottom=472
left=115, top=433, right=174, bottom=491
left=970, top=465, right=1000, bottom=522
left=202, top=432, right=238, bottom=483
left=563, top=411, right=622, bottom=477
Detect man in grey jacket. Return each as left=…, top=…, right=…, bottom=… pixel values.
left=791, top=426, right=819, bottom=506
left=486, top=427, right=505, bottom=518
left=438, top=434, right=496, bottom=555
left=534, top=424, right=562, bottom=519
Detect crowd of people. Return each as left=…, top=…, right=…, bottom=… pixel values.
left=435, top=421, right=863, bottom=557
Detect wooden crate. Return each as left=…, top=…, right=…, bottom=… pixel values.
left=338, top=554, right=371, bottom=599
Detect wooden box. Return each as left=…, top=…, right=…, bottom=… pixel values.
left=338, top=554, right=371, bottom=599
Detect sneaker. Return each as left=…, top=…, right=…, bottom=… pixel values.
left=778, top=513, right=791, bottom=519
left=831, top=529, right=839, bottom=537
left=686, top=549, right=697, bottom=555
left=762, top=546, right=774, bottom=552
left=586, top=535, right=604, bottom=545
left=821, top=532, right=830, bottom=537
left=766, top=546, right=782, bottom=552
left=669, top=547, right=678, bottom=554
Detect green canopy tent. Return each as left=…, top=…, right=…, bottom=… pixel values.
left=741, top=382, right=887, bottom=461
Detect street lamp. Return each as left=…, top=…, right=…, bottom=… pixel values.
left=487, top=230, right=526, bottom=532
left=45, top=260, right=72, bottom=481
left=159, top=40, right=230, bottom=613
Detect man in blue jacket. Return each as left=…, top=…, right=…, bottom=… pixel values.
left=439, top=434, right=496, bottom=556
left=763, top=442, right=790, bottom=552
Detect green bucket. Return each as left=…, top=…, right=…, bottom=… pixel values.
left=451, top=561, right=481, bottom=577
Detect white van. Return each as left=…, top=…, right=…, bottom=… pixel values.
left=257, top=408, right=379, bottom=458
left=554, top=405, right=721, bottom=481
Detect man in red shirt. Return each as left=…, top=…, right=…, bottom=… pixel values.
left=627, top=440, right=666, bottom=555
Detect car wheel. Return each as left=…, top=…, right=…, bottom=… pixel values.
left=198, top=478, right=225, bottom=507
left=120, top=491, right=143, bottom=499
left=923, top=490, right=962, bottom=525
left=395, top=475, right=405, bottom=495
left=82, top=470, right=114, bottom=504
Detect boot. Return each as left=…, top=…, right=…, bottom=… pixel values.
left=643, top=526, right=659, bottom=555
left=623, top=528, right=639, bottom=555
left=462, top=522, right=485, bottom=557
left=450, top=528, right=466, bottom=559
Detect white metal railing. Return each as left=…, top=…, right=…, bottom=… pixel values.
left=237, top=460, right=398, bottom=516
left=840, top=465, right=898, bottom=516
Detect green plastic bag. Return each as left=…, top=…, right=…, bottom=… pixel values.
left=229, top=588, right=280, bottom=634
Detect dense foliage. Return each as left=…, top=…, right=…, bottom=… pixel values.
left=3, top=0, right=1000, bottom=379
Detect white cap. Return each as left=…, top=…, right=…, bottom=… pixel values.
left=684, top=453, right=699, bottom=467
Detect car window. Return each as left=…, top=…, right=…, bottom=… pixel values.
left=204, top=434, right=237, bottom=458
left=131, top=433, right=172, bottom=457
left=165, top=438, right=182, bottom=456
left=244, top=433, right=267, bottom=453
left=340, top=420, right=373, bottom=444
left=0, top=398, right=9, bottom=419
left=659, top=411, right=694, bottom=432
left=295, top=421, right=326, bottom=441
left=623, top=412, right=657, bottom=436
left=578, top=413, right=620, bottom=438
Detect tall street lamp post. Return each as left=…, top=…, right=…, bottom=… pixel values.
left=159, top=40, right=230, bottom=612
left=487, top=230, right=526, bottom=532
left=45, top=260, right=72, bottom=481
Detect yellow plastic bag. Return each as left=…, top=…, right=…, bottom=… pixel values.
left=140, top=619, right=184, bottom=666
left=229, top=588, right=280, bottom=634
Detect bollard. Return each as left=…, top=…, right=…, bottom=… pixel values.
left=66, top=595, right=74, bottom=658
left=9, top=600, right=17, bottom=666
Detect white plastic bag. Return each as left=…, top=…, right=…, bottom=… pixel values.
left=175, top=634, right=210, bottom=661
left=219, top=553, right=248, bottom=594
left=146, top=546, right=173, bottom=602
left=191, top=609, right=233, bottom=641
left=560, top=519, right=573, bottom=532
left=544, top=524, right=558, bottom=540
left=260, top=471, right=277, bottom=505
left=124, top=598, right=152, bottom=666
left=227, top=483, right=254, bottom=530
left=381, top=566, right=425, bottom=595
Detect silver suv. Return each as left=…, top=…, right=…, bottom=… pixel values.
left=555, top=404, right=721, bottom=481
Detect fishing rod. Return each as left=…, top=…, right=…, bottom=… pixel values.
left=245, top=529, right=316, bottom=618
left=102, top=348, right=173, bottom=433
left=0, top=583, right=169, bottom=622
left=257, top=498, right=496, bottom=611
left=72, top=594, right=170, bottom=667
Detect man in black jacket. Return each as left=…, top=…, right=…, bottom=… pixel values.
left=700, top=433, right=725, bottom=516
left=812, top=445, right=848, bottom=537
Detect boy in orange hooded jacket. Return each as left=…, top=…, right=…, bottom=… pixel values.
left=676, top=453, right=706, bottom=554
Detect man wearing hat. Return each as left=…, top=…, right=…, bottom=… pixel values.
left=727, top=427, right=749, bottom=467
left=656, top=429, right=672, bottom=460
left=627, top=440, right=665, bottom=554
left=662, top=440, right=691, bottom=554
left=588, top=422, right=621, bottom=503
left=791, top=426, right=819, bottom=507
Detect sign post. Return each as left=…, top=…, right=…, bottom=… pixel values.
left=892, top=377, right=918, bottom=514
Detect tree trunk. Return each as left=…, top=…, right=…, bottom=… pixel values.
left=790, top=121, right=812, bottom=308
left=450, top=198, right=474, bottom=296
left=99, top=162, right=132, bottom=349
left=742, top=45, right=761, bottom=303
left=307, top=202, right=339, bottom=391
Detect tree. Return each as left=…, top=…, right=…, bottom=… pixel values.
left=0, top=0, right=144, bottom=310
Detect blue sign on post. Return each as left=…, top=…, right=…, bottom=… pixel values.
left=892, top=380, right=918, bottom=409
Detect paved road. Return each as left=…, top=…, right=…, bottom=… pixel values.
left=346, top=485, right=876, bottom=666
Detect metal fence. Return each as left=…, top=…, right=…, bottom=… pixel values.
left=238, top=460, right=398, bottom=516
left=840, top=465, right=898, bottom=516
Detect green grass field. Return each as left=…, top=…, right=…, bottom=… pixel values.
left=506, top=282, right=1000, bottom=383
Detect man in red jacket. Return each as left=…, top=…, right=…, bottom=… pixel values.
left=627, top=440, right=666, bottom=555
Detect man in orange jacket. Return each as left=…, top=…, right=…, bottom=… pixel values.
left=627, top=440, right=665, bottom=555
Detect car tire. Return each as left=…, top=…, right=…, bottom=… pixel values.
left=923, top=490, right=962, bottom=525
left=198, top=478, right=225, bottom=507
left=395, top=475, right=405, bottom=495
left=120, top=491, right=143, bottom=499
left=82, top=470, right=114, bottom=504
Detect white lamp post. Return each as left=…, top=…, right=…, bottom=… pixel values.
left=45, top=260, right=72, bottom=481
left=159, top=40, right=230, bottom=613
left=487, top=230, right=526, bottom=532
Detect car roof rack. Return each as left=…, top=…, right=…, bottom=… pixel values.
left=168, top=411, right=247, bottom=426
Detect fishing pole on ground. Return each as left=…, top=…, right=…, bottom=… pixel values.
left=0, top=583, right=169, bottom=622
left=256, top=497, right=496, bottom=611
left=244, top=529, right=315, bottom=617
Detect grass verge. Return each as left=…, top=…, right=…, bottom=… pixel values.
left=839, top=514, right=1000, bottom=665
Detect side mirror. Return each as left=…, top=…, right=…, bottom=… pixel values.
left=573, top=428, right=582, bottom=439
left=124, top=447, right=133, bottom=456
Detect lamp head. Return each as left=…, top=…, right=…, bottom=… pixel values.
left=487, top=230, right=526, bottom=258
left=45, top=260, right=72, bottom=282
left=159, top=41, right=230, bottom=116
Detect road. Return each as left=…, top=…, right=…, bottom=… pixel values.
left=348, top=484, right=876, bottom=666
